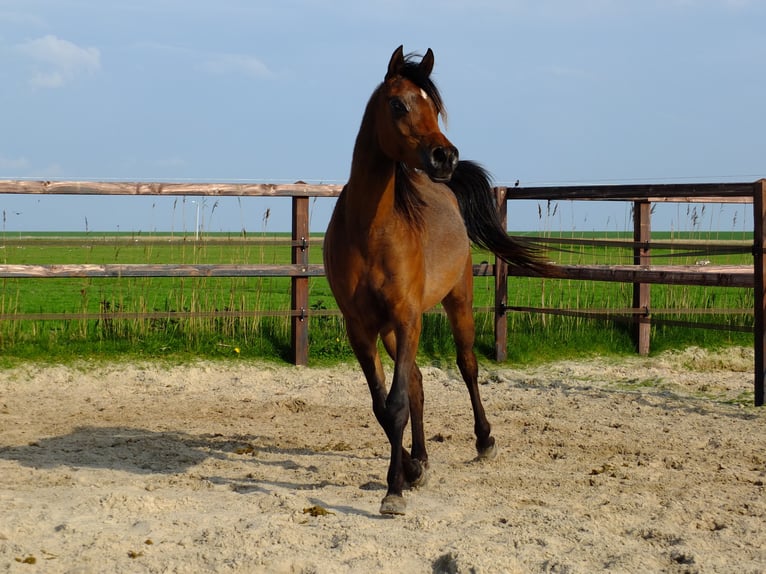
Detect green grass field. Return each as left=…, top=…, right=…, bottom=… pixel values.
left=0, top=230, right=755, bottom=365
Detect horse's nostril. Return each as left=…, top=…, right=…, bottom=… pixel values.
left=447, top=146, right=459, bottom=168
left=431, top=146, right=458, bottom=169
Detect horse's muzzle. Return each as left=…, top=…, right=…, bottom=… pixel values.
left=423, top=144, right=459, bottom=182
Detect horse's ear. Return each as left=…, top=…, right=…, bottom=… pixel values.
left=386, top=45, right=405, bottom=79
left=420, top=48, right=434, bottom=77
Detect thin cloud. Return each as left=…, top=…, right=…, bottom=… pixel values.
left=200, top=52, right=271, bottom=78
left=16, top=35, right=100, bottom=88
left=0, top=155, right=30, bottom=172
left=153, top=157, right=188, bottom=170
left=0, top=10, right=46, bottom=28
left=133, top=41, right=271, bottom=79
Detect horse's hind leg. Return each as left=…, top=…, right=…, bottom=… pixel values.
left=443, top=284, right=496, bottom=459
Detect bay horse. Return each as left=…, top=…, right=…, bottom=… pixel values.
left=323, top=46, right=552, bottom=515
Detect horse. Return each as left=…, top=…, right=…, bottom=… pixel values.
left=323, top=46, right=553, bottom=515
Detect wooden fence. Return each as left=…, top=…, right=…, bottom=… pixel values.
left=0, top=178, right=764, bottom=406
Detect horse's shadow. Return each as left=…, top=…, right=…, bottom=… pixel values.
left=0, top=426, right=384, bottom=517
left=0, top=426, right=250, bottom=473
left=1, top=426, right=374, bottom=479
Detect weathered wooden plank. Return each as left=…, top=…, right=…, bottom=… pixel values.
left=0, top=262, right=494, bottom=278
left=645, top=196, right=754, bottom=204
left=507, top=306, right=752, bottom=316
left=0, top=309, right=301, bottom=321
left=633, top=201, right=652, bottom=355
left=2, top=180, right=754, bottom=202
left=291, top=196, right=310, bottom=366
left=512, top=264, right=754, bottom=288
left=0, top=263, right=326, bottom=278
left=509, top=182, right=754, bottom=201
left=0, top=262, right=753, bottom=287
left=753, top=179, right=766, bottom=406
left=494, top=187, right=509, bottom=361
left=525, top=235, right=752, bottom=254
left=0, top=237, right=326, bottom=248
left=0, top=180, right=343, bottom=198
left=5, top=305, right=750, bottom=324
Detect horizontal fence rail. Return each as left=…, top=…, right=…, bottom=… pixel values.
left=1, top=178, right=764, bottom=406
left=507, top=181, right=756, bottom=201
left=0, top=180, right=344, bottom=197
left=517, top=264, right=754, bottom=288
left=0, top=263, right=326, bottom=278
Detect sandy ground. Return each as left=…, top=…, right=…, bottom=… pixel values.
left=0, top=347, right=764, bottom=574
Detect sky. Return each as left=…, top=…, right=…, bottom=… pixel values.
left=0, top=0, right=764, bottom=234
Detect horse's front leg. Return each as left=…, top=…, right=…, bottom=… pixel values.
left=381, top=330, right=429, bottom=488
left=346, top=320, right=412, bottom=515
left=345, top=319, right=389, bottom=423
left=378, top=317, right=422, bottom=515
left=406, top=363, right=428, bottom=485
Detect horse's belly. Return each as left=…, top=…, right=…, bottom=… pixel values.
left=422, top=250, right=470, bottom=307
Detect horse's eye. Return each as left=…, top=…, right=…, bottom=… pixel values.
left=389, top=98, right=408, bottom=117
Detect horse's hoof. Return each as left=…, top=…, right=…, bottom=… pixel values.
left=476, top=439, right=498, bottom=461
left=409, top=461, right=429, bottom=488
left=380, top=494, right=406, bottom=515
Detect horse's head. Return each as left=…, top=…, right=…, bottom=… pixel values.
left=374, top=46, right=459, bottom=183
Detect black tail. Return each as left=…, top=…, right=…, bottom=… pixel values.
left=447, top=161, right=556, bottom=276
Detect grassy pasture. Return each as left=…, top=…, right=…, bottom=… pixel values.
left=0, top=231, right=754, bottom=365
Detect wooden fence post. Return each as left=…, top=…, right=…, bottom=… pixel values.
left=494, top=187, right=509, bottom=361
left=291, top=196, right=310, bottom=365
left=753, top=180, right=766, bottom=406
left=633, top=201, right=652, bottom=355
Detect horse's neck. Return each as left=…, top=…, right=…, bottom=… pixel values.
left=344, top=119, right=398, bottom=230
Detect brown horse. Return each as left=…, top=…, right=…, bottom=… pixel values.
left=323, top=46, right=552, bottom=515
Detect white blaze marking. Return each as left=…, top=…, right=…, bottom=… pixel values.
left=420, top=88, right=428, bottom=100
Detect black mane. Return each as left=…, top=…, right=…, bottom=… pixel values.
left=391, top=52, right=445, bottom=226
left=394, top=164, right=426, bottom=228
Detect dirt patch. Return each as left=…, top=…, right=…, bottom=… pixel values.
left=1, top=348, right=764, bottom=573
